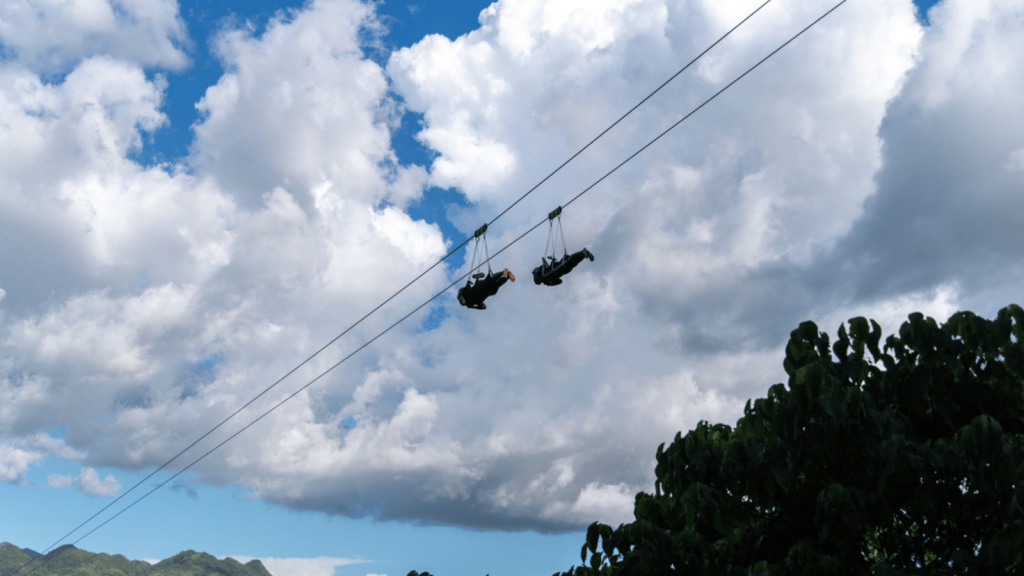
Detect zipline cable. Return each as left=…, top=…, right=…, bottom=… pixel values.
left=12, top=4, right=775, bottom=572
left=11, top=0, right=852, bottom=573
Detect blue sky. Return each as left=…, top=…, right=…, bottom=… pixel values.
left=2, top=468, right=580, bottom=575
left=2, top=0, right=1022, bottom=575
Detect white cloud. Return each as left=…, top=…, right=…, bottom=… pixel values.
left=227, top=555, right=368, bottom=576
left=76, top=467, right=120, bottom=496
left=0, top=0, right=449, bottom=473
left=190, top=0, right=413, bottom=210
left=821, top=0, right=1024, bottom=316
left=813, top=285, right=962, bottom=340
left=0, top=434, right=84, bottom=483
left=45, top=467, right=123, bottom=496
left=549, top=482, right=637, bottom=527
left=9, top=283, right=195, bottom=377
left=0, top=57, right=236, bottom=317
left=47, top=473, right=74, bottom=489
left=0, top=442, right=42, bottom=482
left=0, top=0, right=188, bottom=73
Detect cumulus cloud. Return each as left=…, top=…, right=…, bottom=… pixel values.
left=76, top=467, right=117, bottom=496
left=1, top=0, right=445, bottom=461
left=0, top=442, right=42, bottom=482
left=1, top=0, right=453, bottom=521
left=47, top=467, right=121, bottom=494
left=77, top=467, right=123, bottom=496
left=2, top=0, right=1022, bottom=535
left=0, top=434, right=83, bottom=483
left=45, top=467, right=122, bottom=497
left=0, top=0, right=188, bottom=73
left=190, top=0, right=421, bottom=212
left=820, top=0, right=1024, bottom=316
left=547, top=482, right=636, bottom=526
left=0, top=55, right=233, bottom=314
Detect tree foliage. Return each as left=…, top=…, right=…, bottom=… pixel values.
left=558, top=305, right=1024, bottom=575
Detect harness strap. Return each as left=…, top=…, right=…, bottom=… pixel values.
left=470, top=229, right=492, bottom=277
left=482, top=231, right=492, bottom=273
left=557, top=215, right=568, bottom=258
left=542, top=208, right=569, bottom=263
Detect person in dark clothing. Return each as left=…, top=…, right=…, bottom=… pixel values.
left=533, top=248, right=594, bottom=286
left=458, top=268, right=515, bottom=310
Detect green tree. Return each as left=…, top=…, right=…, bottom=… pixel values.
left=559, top=305, right=1024, bottom=575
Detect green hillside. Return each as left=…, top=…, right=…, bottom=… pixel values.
left=0, top=543, right=272, bottom=576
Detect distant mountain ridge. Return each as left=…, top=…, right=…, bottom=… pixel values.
left=0, top=542, right=273, bottom=576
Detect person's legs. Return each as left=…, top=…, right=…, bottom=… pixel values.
left=557, top=252, right=584, bottom=276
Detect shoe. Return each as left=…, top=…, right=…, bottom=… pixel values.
left=584, top=248, right=594, bottom=261
left=458, top=290, right=466, bottom=306
left=476, top=302, right=487, bottom=310
left=506, top=269, right=516, bottom=282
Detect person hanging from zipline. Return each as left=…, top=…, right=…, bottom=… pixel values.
left=532, top=206, right=594, bottom=286
left=534, top=248, right=594, bottom=286
left=457, top=224, right=515, bottom=310
left=459, top=268, right=515, bottom=310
